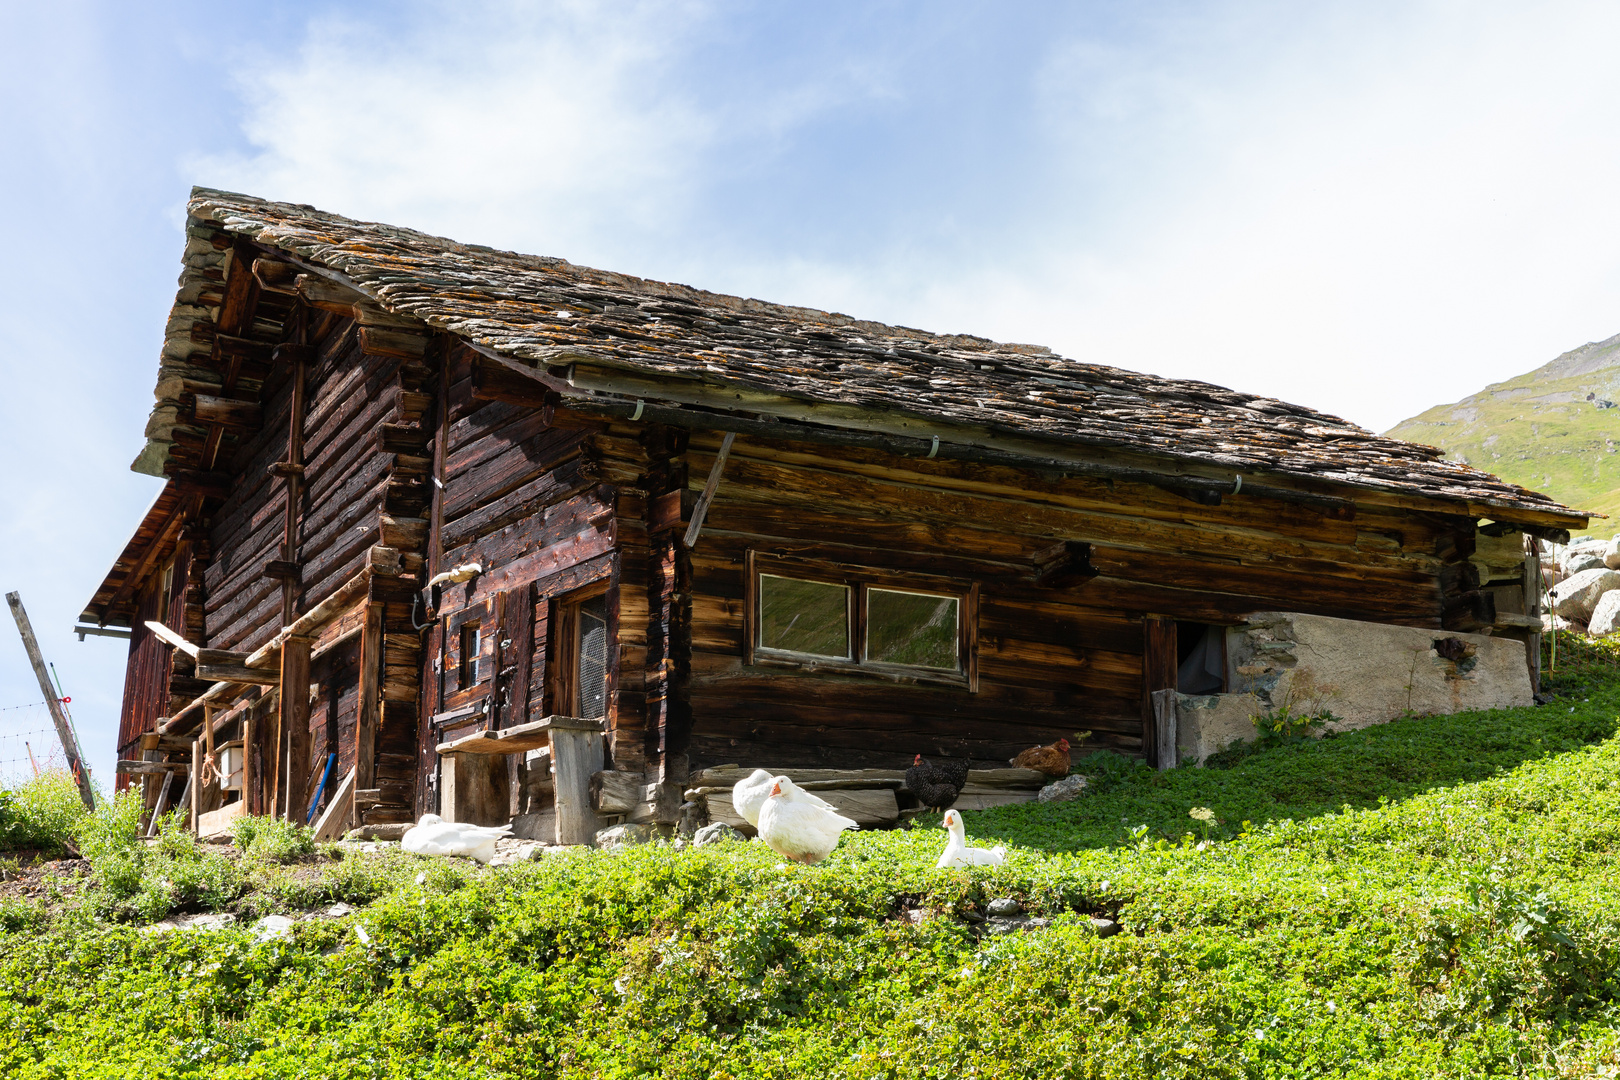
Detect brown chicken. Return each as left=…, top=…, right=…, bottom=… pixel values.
left=1010, top=737, right=1071, bottom=777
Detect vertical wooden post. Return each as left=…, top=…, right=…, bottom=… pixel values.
left=1141, top=615, right=1177, bottom=766
left=550, top=719, right=605, bottom=845
left=243, top=713, right=256, bottom=816
left=1151, top=688, right=1179, bottom=771
left=355, top=601, right=384, bottom=790
left=278, top=341, right=311, bottom=626
left=191, top=737, right=202, bottom=831
left=6, top=592, right=95, bottom=810
left=266, top=687, right=283, bottom=818
left=1523, top=546, right=1543, bottom=694
left=280, top=635, right=313, bottom=820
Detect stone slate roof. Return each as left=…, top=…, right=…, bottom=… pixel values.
left=137, top=187, right=1588, bottom=525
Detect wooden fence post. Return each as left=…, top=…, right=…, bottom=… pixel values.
left=6, top=592, right=95, bottom=810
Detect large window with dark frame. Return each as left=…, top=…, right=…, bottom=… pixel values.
left=749, top=554, right=977, bottom=688
left=553, top=587, right=611, bottom=720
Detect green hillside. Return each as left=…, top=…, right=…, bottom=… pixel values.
left=1386, top=332, right=1620, bottom=536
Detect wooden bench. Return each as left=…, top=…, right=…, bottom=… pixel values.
left=436, top=715, right=605, bottom=845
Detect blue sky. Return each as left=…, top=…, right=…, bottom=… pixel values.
left=3, top=0, right=1619, bottom=788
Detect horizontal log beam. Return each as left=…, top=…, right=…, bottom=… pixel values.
left=194, top=395, right=262, bottom=428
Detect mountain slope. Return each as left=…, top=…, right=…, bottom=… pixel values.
left=1386, top=332, right=1620, bottom=535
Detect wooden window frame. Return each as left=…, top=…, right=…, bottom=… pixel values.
left=745, top=551, right=979, bottom=691
left=550, top=580, right=613, bottom=720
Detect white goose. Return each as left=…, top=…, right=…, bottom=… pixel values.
left=936, top=808, right=1006, bottom=868
left=731, top=769, right=837, bottom=828
left=756, top=778, right=858, bottom=864
left=401, top=814, right=511, bottom=864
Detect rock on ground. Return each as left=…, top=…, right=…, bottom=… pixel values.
left=1038, top=775, right=1089, bottom=803
left=1551, top=568, right=1620, bottom=622
left=693, top=822, right=747, bottom=845
left=1606, top=537, right=1620, bottom=570
left=595, top=823, right=657, bottom=848
left=1589, top=590, right=1620, bottom=637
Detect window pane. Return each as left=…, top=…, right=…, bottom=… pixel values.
left=758, top=574, right=850, bottom=658
left=577, top=594, right=609, bottom=719
left=866, top=589, right=959, bottom=669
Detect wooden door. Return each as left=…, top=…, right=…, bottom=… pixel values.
left=436, top=584, right=535, bottom=732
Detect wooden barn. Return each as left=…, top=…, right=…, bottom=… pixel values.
left=82, top=188, right=1590, bottom=837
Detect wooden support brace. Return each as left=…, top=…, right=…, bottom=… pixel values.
left=682, top=431, right=735, bottom=549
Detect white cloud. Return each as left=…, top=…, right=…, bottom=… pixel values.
left=195, top=0, right=721, bottom=261
left=198, top=0, right=1620, bottom=436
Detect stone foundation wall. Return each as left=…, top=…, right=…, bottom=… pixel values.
left=1175, top=611, right=1534, bottom=764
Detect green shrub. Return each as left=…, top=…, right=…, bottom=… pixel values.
left=0, top=771, right=90, bottom=852
left=72, top=788, right=145, bottom=899
left=233, top=815, right=316, bottom=861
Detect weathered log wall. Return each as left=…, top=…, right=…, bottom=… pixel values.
left=414, top=347, right=627, bottom=812
left=115, top=543, right=190, bottom=786
left=674, top=431, right=1463, bottom=771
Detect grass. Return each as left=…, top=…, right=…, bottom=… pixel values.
left=2, top=641, right=1619, bottom=1077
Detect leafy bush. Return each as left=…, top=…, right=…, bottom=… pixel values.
left=0, top=771, right=90, bottom=852
left=233, top=815, right=316, bottom=861
left=72, top=788, right=145, bottom=899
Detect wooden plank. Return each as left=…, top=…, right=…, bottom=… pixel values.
left=190, top=737, right=201, bottom=831
left=198, top=800, right=247, bottom=839
left=116, top=759, right=190, bottom=775
left=1152, top=688, right=1178, bottom=771
left=145, top=770, right=176, bottom=837
left=280, top=635, right=313, bottom=820
left=144, top=620, right=200, bottom=658
left=312, top=767, right=356, bottom=841
left=6, top=592, right=96, bottom=810
left=441, top=753, right=509, bottom=827
left=682, top=431, right=735, bottom=548
left=702, top=787, right=899, bottom=834
left=355, top=601, right=384, bottom=788
left=437, top=714, right=606, bottom=755
left=196, top=664, right=282, bottom=685
left=1141, top=616, right=1177, bottom=764
left=688, top=764, right=1047, bottom=788
left=551, top=726, right=604, bottom=845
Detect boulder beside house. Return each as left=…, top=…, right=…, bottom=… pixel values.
left=79, top=189, right=1594, bottom=840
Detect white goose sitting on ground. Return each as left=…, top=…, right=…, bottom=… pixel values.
left=401, top=814, right=511, bottom=864
left=731, top=768, right=838, bottom=829
left=936, top=808, right=1007, bottom=868
left=756, top=778, right=858, bottom=864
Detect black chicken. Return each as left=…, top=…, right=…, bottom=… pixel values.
left=904, top=754, right=972, bottom=810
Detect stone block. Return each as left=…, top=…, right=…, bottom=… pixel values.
left=1176, top=611, right=1533, bottom=765
left=1605, top=538, right=1620, bottom=570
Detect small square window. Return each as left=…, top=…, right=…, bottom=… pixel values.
left=458, top=624, right=482, bottom=689
left=866, top=588, right=959, bottom=670
left=758, top=574, right=850, bottom=659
